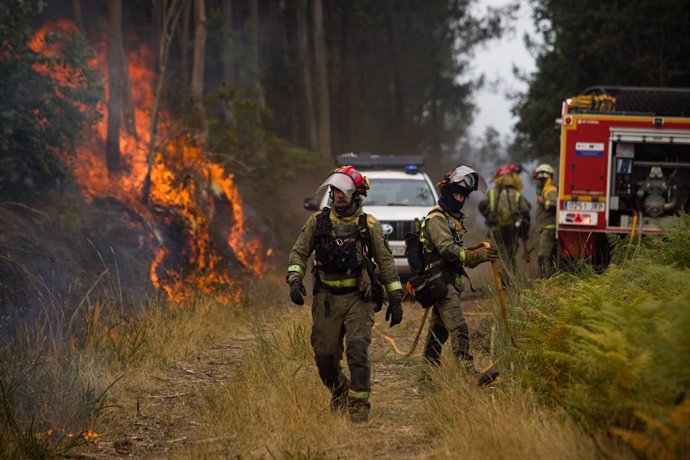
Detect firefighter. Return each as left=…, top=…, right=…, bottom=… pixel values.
left=286, top=166, right=403, bottom=423
left=478, top=166, right=531, bottom=270
left=420, top=165, right=498, bottom=373
left=533, top=163, right=558, bottom=277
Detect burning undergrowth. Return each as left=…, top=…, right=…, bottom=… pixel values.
left=0, top=17, right=274, bottom=456
left=6, top=19, right=268, bottom=309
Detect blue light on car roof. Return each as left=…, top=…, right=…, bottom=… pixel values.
left=404, top=165, right=419, bottom=174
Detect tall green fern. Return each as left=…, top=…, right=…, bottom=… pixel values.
left=513, top=215, right=690, bottom=452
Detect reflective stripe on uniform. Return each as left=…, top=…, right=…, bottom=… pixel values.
left=489, top=188, right=520, bottom=212
left=459, top=249, right=466, bottom=262
left=541, top=224, right=556, bottom=230
left=385, top=280, right=403, bottom=293
left=287, top=265, right=304, bottom=275
left=320, top=278, right=357, bottom=288
left=544, top=200, right=552, bottom=210
left=348, top=389, right=370, bottom=400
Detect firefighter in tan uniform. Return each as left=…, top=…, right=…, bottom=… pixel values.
left=478, top=166, right=531, bottom=270
left=533, top=164, right=558, bottom=277
left=419, top=165, right=498, bottom=372
left=286, top=166, right=403, bottom=423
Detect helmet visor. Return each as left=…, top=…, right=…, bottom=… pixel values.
left=448, top=166, right=487, bottom=193
left=317, top=172, right=356, bottom=197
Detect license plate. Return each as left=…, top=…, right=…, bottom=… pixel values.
left=563, top=201, right=605, bottom=212
left=390, top=245, right=406, bottom=257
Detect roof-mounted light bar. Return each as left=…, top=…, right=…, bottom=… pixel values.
left=336, top=152, right=425, bottom=169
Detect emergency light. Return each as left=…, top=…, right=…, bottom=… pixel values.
left=404, top=165, right=419, bottom=174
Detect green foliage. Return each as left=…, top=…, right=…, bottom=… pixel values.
left=0, top=0, right=101, bottom=200
left=513, top=0, right=690, bottom=159
left=516, top=215, right=690, bottom=455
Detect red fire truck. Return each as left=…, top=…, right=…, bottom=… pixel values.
left=557, top=87, right=690, bottom=264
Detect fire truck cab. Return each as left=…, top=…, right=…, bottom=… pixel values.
left=557, top=87, right=690, bottom=263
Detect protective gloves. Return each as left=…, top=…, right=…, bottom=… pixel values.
left=385, top=297, right=403, bottom=327
left=289, top=280, right=306, bottom=306
left=472, top=246, right=499, bottom=263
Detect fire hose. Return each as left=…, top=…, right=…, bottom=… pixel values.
left=623, top=212, right=640, bottom=263
left=373, top=241, right=517, bottom=356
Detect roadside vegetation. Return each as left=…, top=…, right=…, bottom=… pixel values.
left=0, top=272, right=287, bottom=458
left=514, top=214, right=690, bottom=458
left=3, top=216, right=689, bottom=458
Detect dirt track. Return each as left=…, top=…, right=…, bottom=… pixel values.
left=74, top=293, right=493, bottom=458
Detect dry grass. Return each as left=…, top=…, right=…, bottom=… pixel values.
left=175, top=300, right=627, bottom=459
left=418, top=360, right=629, bottom=460
left=0, top=269, right=288, bottom=457
left=179, top=310, right=358, bottom=458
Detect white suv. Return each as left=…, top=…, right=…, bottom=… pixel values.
left=304, top=155, right=439, bottom=277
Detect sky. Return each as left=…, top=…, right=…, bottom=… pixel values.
left=469, top=0, right=537, bottom=140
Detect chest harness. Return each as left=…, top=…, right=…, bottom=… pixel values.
left=420, top=209, right=474, bottom=290
left=313, top=207, right=374, bottom=293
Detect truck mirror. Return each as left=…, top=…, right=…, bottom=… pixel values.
left=303, top=196, right=320, bottom=211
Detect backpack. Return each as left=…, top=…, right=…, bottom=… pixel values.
left=490, top=187, right=522, bottom=227
left=404, top=209, right=452, bottom=308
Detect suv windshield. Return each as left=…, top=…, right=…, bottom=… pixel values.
left=364, top=178, right=436, bottom=206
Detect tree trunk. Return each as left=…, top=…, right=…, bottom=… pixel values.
left=279, top=0, right=298, bottom=142
left=191, top=0, right=208, bottom=144
left=428, top=64, right=442, bottom=178
left=142, top=0, right=185, bottom=204
left=220, top=0, right=234, bottom=124
left=250, top=0, right=266, bottom=160
left=250, top=0, right=265, bottom=109
left=296, top=0, right=317, bottom=151
left=106, top=0, right=123, bottom=172
left=180, top=0, right=191, bottom=86
left=336, top=2, right=351, bottom=153
left=386, top=15, right=404, bottom=148
left=312, top=0, right=331, bottom=158
left=72, top=0, right=84, bottom=32
left=121, top=45, right=137, bottom=139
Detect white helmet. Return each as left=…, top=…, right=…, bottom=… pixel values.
left=533, top=163, right=555, bottom=179
left=439, top=165, right=487, bottom=194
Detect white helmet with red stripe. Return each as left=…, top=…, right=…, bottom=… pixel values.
left=438, top=164, right=487, bottom=195
left=318, top=165, right=370, bottom=197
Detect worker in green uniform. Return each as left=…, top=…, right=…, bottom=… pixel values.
left=419, top=165, right=498, bottom=374
left=478, top=166, right=531, bottom=271
left=286, top=166, right=404, bottom=423
left=533, top=164, right=558, bottom=277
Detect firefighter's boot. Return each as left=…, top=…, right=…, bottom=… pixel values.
left=330, top=379, right=349, bottom=413
left=347, top=393, right=370, bottom=424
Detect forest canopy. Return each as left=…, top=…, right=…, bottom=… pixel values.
left=512, top=0, right=690, bottom=160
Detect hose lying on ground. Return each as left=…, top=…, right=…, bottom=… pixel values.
left=374, top=241, right=517, bottom=357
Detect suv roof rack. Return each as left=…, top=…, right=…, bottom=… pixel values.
left=336, top=152, right=425, bottom=169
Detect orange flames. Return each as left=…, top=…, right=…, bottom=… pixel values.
left=41, top=428, right=99, bottom=442
left=29, top=21, right=266, bottom=303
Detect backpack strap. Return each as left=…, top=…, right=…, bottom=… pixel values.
left=422, top=208, right=474, bottom=289
left=313, top=207, right=332, bottom=261
left=357, top=213, right=374, bottom=260
left=314, top=207, right=332, bottom=238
